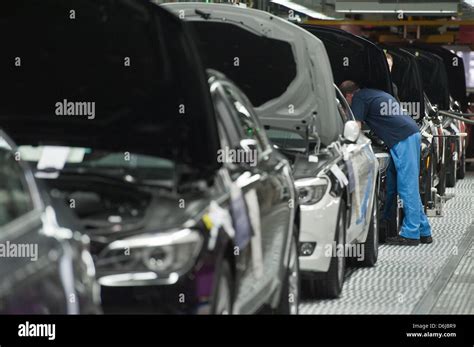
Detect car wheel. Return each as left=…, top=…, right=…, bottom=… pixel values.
left=310, top=200, right=346, bottom=299
left=438, top=159, right=447, bottom=196
left=387, top=195, right=403, bottom=237
left=210, top=259, right=233, bottom=315
left=457, top=140, right=466, bottom=179
left=355, top=193, right=379, bottom=267
left=446, top=140, right=457, bottom=188
left=421, top=151, right=434, bottom=209
left=277, top=230, right=300, bottom=314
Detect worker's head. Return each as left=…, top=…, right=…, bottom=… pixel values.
left=339, top=80, right=360, bottom=106
left=386, top=53, right=393, bottom=72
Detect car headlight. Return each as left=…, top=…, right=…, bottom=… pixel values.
left=100, top=228, right=203, bottom=276
left=296, top=177, right=329, bottom=205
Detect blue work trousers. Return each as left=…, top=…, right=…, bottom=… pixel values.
left=383, top=132, right=432, bottom=239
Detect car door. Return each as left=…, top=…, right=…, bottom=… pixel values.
left=0, top=133, right=72, bottom=314
left=210, top=78, right=294, bottom=313
left=335, top=88, right=377, bottom=242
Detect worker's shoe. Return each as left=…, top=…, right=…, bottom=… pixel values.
left=386, top=235, right=420, bottom=246
left=420, top=235, right=433, bottom=244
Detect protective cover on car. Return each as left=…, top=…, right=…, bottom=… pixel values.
left=0, top=0, right=220, bottom=174
left=411, top=45, right=468, bottom=112
left=404, top=48, right=451, bottom=111
left=163, top=3, right=342, bottom=147
left=301, top=25, right=394, bottom=96
left=382, top=46, right=425, bottom=120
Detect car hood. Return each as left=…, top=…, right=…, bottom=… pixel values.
left=411, top=45, right=468, bottom=112
left=403, top=48, right=450, bottom=111
left=163, top=3, right=340, bottom=145
left=382, top=46, right=425, bottom=120
left=301, top=25, right=393, bottom=96
left=0, top=0, right=220, bottom=175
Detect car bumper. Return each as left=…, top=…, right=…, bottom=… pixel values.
left=97, top=265, right=216, bottom=314
left=299, top=192, right=341, bottom=273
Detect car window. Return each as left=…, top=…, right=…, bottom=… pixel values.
left=266, top=128, right=306, bottom=152
left=0, top=148, right=34, bottom=227
left=221, top=83, right=268, bottom=152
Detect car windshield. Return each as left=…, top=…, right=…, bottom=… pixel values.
left=266, top=128, right=307, bottom=153
left=18, top=146, right=175, bottom=184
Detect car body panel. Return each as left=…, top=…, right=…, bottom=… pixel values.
left=298, top=181, right=340, bottom=273
left=0, top=0, right=220, bottom=175
left=404, top=48, right=451, bottom=111
left=382, top=46, right=425, bottom=120
left=207, top=71, right=296, bottom=313
left=163, top=3, right=341, bottom=147
left=0, top=132, right=100, bottom=314
left=411, top=45, right=468, bottom=112
left=300, top=25, right=393, bottom=95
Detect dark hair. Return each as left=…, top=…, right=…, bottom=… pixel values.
left=339, top=80, right=360, bottom=96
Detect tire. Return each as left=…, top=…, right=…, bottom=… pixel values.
left=438, top=152, right=447, bottom=196
left=210, top=259, right=233, bottom=315
left=277, top=230, right=300, bottom=314
left=458, top=140, right=466, bottom=179
left=309, top=200, right=346, bottom=299
left=421, top=151, right=434, bottom=210
left=388, top=195, right=403, bottom=237
left=446, top=139, right=457, bottom=188
left=446, top=159, right=457, bottom=188
left=355, top=193, right=379, bottom=267
left=377, top=179, right=388, bottom=244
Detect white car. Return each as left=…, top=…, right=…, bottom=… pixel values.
left=164, top=3, right=380, bottom=298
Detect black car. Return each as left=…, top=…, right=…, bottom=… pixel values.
left=0, top=132, right=100, bottom=314
left=0, top=0, right=299, bottom=314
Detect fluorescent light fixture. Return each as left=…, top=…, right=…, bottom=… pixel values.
left=337, top=9, right=457, bottom=13
left=270, top=0, right=339, bottom=19
left=336, top=1, right=458, bottom=14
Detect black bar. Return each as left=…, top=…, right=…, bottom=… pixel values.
left=0, top=315, right=472, bottom=345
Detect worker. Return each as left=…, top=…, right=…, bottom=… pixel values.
left=340, top=80, right=432, bottom=246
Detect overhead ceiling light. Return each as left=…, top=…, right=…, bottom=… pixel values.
left=336, top=1, right=458, bottom=14
left=337, top=9, right=458, bottom=13
left=270, top=0, right=339, bottom=19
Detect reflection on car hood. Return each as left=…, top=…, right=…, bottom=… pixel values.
left=163, top=3, right=340, bottom=146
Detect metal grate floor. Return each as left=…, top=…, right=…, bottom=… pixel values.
left=300, top=172, right=474, bottom=314
left=430, top=239, right=473, bottom=314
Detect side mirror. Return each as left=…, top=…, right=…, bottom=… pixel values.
left=343, top=120, right=360, bottom=143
